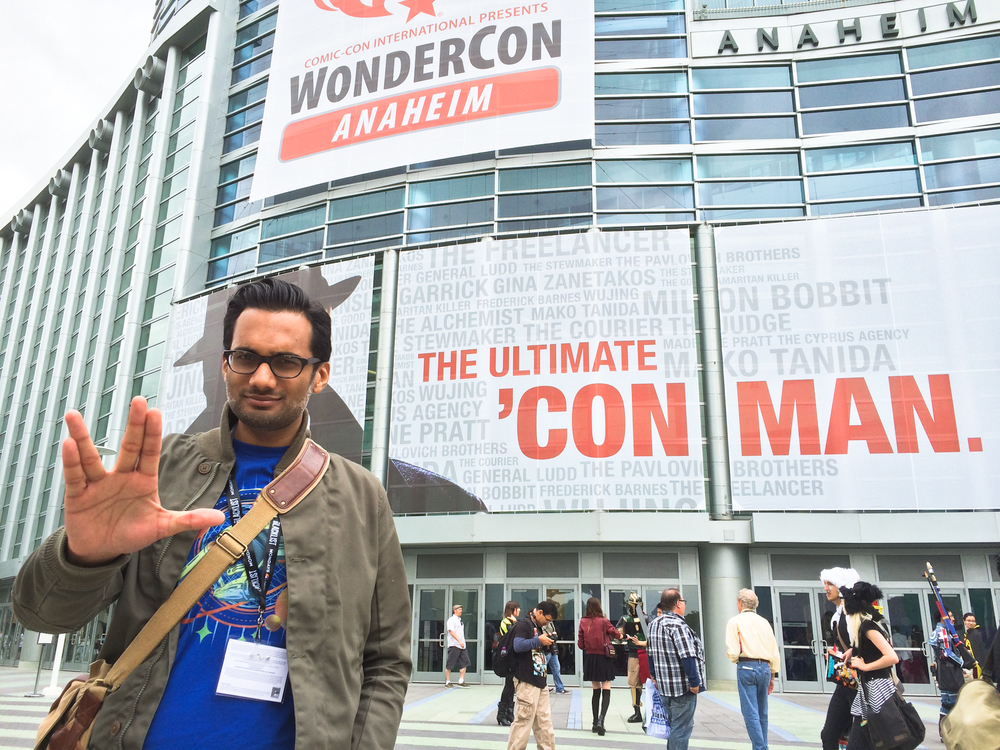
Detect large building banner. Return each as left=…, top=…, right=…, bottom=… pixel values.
left=251, top=0, right=594, bottom=201
left=389, top=231, right=706, bottom=513
left=715, top=206, right=1000, bottom=511
left=159, top=260, right=375, bottom=463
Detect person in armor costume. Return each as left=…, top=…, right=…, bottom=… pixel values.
left=617, top=592, right=651, bottom=724
left=819, top=567, right=861, bottom=750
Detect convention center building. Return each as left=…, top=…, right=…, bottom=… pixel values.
left=1, top=0, right=998, bottom=696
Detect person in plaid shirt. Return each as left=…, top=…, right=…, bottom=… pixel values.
left=647, top=589, right=706, bottom=750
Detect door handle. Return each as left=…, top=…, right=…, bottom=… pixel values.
left=438, top=633, right=445, bottom=648
left=810, top=639, right=819, bottom=655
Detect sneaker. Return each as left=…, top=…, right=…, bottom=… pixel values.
left=546, top=686, right=554, bottom=692
left=556, top=689, right=569, bottom=694
left=445, top=682, right=454, bottom=688
left=457, top=681, right=469, bottom=688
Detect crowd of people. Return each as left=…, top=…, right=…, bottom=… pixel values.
left=495, top=568, right=1000, bottom=750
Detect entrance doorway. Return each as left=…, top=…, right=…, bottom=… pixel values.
left=883, top=589, right=962, bottom=696
left=413, top=585, right=482, bottom=683
left=775, top=588, right=837, bottom=692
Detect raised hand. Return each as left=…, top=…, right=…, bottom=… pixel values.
left=62, top=397, right=225, bottom=566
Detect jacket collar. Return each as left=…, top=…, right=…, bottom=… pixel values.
left=196, top=403, right=312, bottom=472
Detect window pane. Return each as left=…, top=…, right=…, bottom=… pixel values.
left=907, top=35, right=1000, bottom=70
left=499, top=165, right=591, bottom=192
left=699, top=180, right=802, bottom=206
left=223, top=123, right=262, bottom=153
left=807, top=170, right=920, bottom=200
left=924, top=157, right=1000, bottom=190
left=596, top=39, right=686, bottom=60
left=226, top=102, right=265, bottom=133
left=327, top=213, right=404, bottom=244
left=330, top=188, right=404, bottom=220
left=596, top=123, right=690, bottom=145
left=911, top=61, right=1000, bottom=96
left=915, top=90, right=1000, bottom=124
left=409, top=174, right=493, bottom=204
left=228, top=80, right=268, bottom=114
left=798, top=79, right=905, bottom=109
left=796, top=53, right=901, bottom=83
left=220, top=154, right=257, bottom=184
left=920, top=128, right=1000, bottom=161
left=232, top=52, right=272, bottom=84
left=801, top=106, right=909, bottom=135
left=597, top=159, right=692, bottom=183
left=233, top=31, right=275, bottom=65
left=595, top=72, right=687, bottom=95
left=597, top=97, right=689, bottom=119
left=407, top=199, right=493, bottom=230
left=805, top=143, right=914, bottom=173
left=595, top=15, right=685, bottom=35
left=597, top=185, right=693, bottom=210
left=498, top=216, right=593, bottom=232
left=498, top=190, right=592, bottom=217
left=261, top=205, right=325, bottom=239
left=597, top=212, right=694, bottom=224
left=596, top=0, right=683, bottom=9
left=695, top=117, right=796, bottom=141
left=406, top=225, right=491, bottom=243
left=693, top=92, right=792, bottom=115
left=702, top=207, right=804, bottom=220
left=692, top=66, right=790, bottom=89
left=208, top=249, right=256, bottom=280
left=927, top=185, right=1000, bottom=206
left=259, top=229, right=324, bottom=263
left=211, top=225, right=259, bottom=258
left=812, top=198, right=921, bottom=216
left=217, top=177, right=252, bottom=205
left=698, top=153, right=800, bottom=179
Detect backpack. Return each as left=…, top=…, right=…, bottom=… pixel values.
left=493, top=622, right=517, bottom=678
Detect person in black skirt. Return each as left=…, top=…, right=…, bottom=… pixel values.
left=577, top=597, right=621, bottom=735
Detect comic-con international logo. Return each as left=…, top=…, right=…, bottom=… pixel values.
left=313, top=0, right=437, bottom=21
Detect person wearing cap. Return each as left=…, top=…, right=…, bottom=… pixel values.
left=819, top=567, right=860, bottom=750
left=726, top=588, right=780, bottom=750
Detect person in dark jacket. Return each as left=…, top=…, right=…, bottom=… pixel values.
left=496, top=601, right=521, bottom=727
left=962, top=613, right=987, bottom=678
left=578, top=596, right=620, bottom=736
left=507, top=601, right=557, bottom=750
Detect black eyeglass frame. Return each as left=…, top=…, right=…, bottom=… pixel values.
left=223, top=349, right=323, bottom=379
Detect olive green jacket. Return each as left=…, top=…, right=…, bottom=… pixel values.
left=13, top=407, right=412, bottom=749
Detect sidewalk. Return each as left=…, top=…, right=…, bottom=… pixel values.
left=0, top=667, right=945, bottom=750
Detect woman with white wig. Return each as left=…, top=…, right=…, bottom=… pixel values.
left=819, top=567, right=860, bottom=750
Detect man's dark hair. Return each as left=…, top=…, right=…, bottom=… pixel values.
left=535, top=600, right=558, bottom=619
left=504, top=600, right=521, bottom=618
left=223, top=278, right=332, bottom=362
left=963, top=612, right=975, bottom=621
left=660, top=589, right=682, bottom=612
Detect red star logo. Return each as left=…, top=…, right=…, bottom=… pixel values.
left=399, top=0, right=436, bottom=22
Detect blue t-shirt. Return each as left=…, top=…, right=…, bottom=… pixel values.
left=145, top=440, right=295, bottom=748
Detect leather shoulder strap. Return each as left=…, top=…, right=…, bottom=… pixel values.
left=104, top=439, right=329, bottom=688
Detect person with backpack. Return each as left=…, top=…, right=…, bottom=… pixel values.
left=495, top=601, right=521, bottom=727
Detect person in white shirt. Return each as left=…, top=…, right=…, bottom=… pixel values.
left=446, top=604, right=471, bottom=687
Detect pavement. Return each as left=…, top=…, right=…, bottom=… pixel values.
left=0, top=667, right=946, bottom=749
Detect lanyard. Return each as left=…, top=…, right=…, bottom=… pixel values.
left=225, top=471, right=281, bottom=643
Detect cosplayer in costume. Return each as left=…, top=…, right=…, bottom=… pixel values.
left=617, top=592, right=651, bottom=724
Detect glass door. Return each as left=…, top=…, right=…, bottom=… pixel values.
left=412, top=585, right=483, bottom=683
left=884, top=592, right=935, bottom=695
left=776, top=589, right=826, bottom=692
left=546, top=586, right=578, bottom=686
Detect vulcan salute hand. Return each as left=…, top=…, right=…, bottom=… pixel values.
left=62, top=397, right=225, bottom=566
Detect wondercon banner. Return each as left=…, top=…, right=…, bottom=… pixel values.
left=715, top=206, right=1000, bottom=511
left=389, top=231, right=706, bottom=512
left=250, top=0, right=594, bottom=200
left=159, top=260, right=374, bottom=463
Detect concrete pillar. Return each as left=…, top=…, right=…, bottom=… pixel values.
left=698, top=543, right=751, bottom=690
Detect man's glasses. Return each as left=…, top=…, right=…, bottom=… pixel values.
left=224, top=349, right=321, bottom=379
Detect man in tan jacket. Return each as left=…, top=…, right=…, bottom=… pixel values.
left=726, top=588, right=781, bottom=750
left=14, top=278, right=411, bottom=749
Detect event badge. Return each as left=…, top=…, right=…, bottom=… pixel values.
left=217, top=639, right=289, bottom=703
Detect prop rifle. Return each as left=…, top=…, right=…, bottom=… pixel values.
left=924, top=561, right=963, bottom=666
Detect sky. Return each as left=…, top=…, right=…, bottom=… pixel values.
left=0, top=1, right=153, bottom=222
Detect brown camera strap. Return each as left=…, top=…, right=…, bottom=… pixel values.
left=102, top=439, right=329, bottom=689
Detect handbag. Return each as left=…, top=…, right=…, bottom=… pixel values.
left=34, top=440, right=330, bottom=750
left=643, top=679, right=670, bottom=740
left=603, top=619, right=616, bottom=659
left=857, top=676, right=925, bottom=750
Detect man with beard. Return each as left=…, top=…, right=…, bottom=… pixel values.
left=14, top=278, right=411, bottom=749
